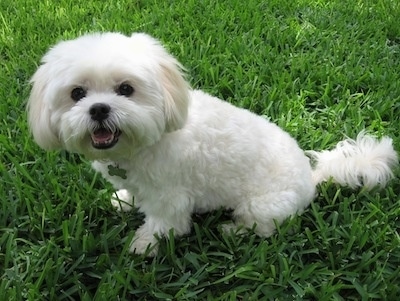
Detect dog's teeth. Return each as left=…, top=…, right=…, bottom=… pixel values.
left=90, top=128, right=120, bottom=149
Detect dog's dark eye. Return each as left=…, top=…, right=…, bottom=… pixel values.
left=71, top=87, right=87, bottom=101
left=116, top=83, right=134, bottom=97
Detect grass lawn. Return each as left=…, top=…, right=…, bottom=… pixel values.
left=1, top=0, right=400, bottom=300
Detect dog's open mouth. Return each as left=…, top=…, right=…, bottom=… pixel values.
left=91, top=128, right=121, bottom=149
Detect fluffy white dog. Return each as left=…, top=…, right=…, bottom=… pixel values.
left=27, top=32, right=398, bottom=256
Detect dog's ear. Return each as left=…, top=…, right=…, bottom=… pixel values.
left=27, top=64, right=62, bottom=150
left=159, top=56, right=190, bottom=132
left=131, top=33, right=190, bottom=132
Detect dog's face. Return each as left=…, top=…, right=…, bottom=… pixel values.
left=28, top=33, right=190, bottom=160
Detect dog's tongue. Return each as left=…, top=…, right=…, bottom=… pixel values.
left=91, top=128, right=114, bottom=143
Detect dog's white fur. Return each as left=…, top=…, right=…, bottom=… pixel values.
left=27, top=32, right=398, bottom=256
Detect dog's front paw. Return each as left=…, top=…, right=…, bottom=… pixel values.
left=220, top=222, right=247, bottom=235
left=129, top=226, right=159, bottom=256
left=130, top=236, right=158, bottom=257
left=111, top=189, right=133, bottom=212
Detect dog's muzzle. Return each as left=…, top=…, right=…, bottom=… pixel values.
left=89, top=103, right=121, bottom=149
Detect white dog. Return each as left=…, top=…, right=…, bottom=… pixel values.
left=27, top=32, right=398, bottom=256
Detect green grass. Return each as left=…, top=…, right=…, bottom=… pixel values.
left=1, top=0, right=400, bottom=299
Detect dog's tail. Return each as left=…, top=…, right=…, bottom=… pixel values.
left=306, top=132, right=398, bottom=189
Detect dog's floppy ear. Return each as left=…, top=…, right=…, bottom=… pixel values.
left=158, top=55, right=190, bottom=132
left=130, top=33, right=190, bottom=132
left=27, top=64, right=62, bottom=150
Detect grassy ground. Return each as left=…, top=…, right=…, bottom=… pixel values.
left=1, top=0, right=400, bottom=300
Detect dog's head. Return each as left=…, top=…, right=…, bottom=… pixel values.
left=27, top=32, right=190, bottom=159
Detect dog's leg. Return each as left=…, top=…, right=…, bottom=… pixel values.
left=111, top=189, right=134, bottom=212
left=129, top=194, right=193, bottom=256
left=228, top=191, right=309, bottom=237
left=129, top=219, right=161, bottom=256
left=130, top=215, right=192, bottom=256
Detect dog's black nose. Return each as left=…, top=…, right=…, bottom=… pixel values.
left=89, top=103, right=111, bottom=121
